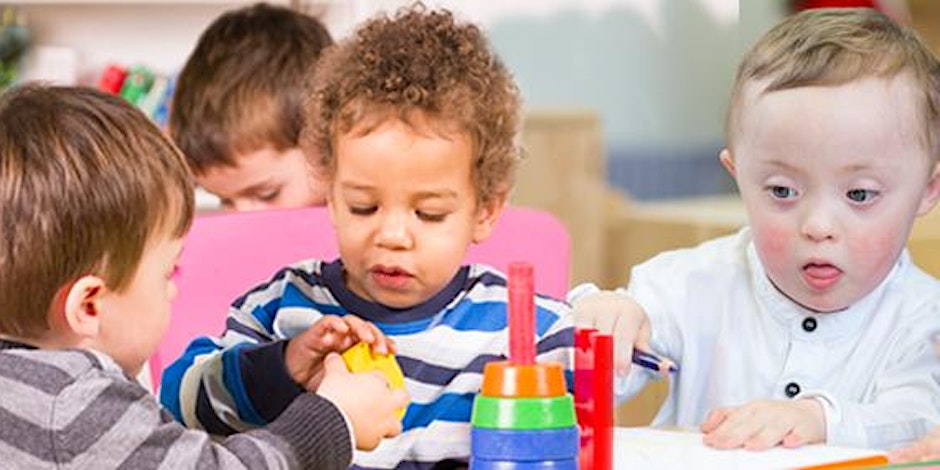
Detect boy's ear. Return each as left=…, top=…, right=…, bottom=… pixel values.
left=472, top=193, right=507, bottom=244
left=917, top=161, right=940, bottom=216
left=61, top=275, right=107, bottom=339
left=719, top=148, right=736, bottom=178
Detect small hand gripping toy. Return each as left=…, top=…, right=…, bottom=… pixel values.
left=341, top=341, right=407, bottom=419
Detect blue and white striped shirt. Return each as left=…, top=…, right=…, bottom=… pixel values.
left=160, top=258, right=574, bottom=469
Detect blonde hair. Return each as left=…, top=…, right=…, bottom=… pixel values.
left=727, top=8, right=940, bottom=158
left=0, top=85, right=194, bottom=338
left=301, top=4, right=521, bottom=205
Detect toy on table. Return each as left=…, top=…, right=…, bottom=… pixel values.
left=575, top=328, right=613, bottom=470
left=470, top=262, right=579, bottom=469
left=341, top=341, right=407, bottom=419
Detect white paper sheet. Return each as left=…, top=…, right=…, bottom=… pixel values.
left=614, top=428, right=885, bottom=469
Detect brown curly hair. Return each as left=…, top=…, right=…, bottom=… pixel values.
left=301, top=4, right=521, bottom=205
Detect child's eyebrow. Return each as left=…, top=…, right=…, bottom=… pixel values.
left=412, top=189, right=458, bottom=201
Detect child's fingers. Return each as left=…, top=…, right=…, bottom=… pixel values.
left=700, top=407, right=731, bottom=433
left=703, top=406, right=764, bottom=449
left=317, top=315, right=350, bottom=334
left=364, top=322, right=391, bottom=355
left=743, top=421, right=790, bottom=450
left=303, top=368, right=326, bottom=392
left=322, top=352, right=348, bottom=374
left=704, top=418, right=755, bottom=450
left=341, top=315, right=377, bottom=344
left=889, top=444, right=923, bottom=463
left=781, top=428, right=810, bottom=449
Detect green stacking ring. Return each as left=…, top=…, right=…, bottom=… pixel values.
left=471, top=394, right=576, bottom=429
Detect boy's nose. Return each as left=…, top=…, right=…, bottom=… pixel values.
left=375, top=212, right=414, bottom=249
left=801, top=206, right=837, bottom=242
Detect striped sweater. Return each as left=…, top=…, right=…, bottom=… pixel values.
left=0, top=340, right=352, bottom=469
left=160, top=259, right=574, bottom=469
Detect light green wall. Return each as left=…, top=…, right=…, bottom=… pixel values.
left=486, top=0, right=786, bottom=152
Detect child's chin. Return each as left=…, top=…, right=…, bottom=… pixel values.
left=372, top=291, right=427, bottom=310
left=794, top=295, right=850, bottom=314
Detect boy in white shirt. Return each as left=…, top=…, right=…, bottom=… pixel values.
left=574, top=7, right=940, bottom=451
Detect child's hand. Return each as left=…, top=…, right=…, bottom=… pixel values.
left=889, top=426, right=940, bottom=463
left=571, top=290, right=652, bottom=375
left=285, top=314, right=394, bottom=390
left=700, top=398, right=825, bottom=450
left=316, top=353, right=409, bottom=450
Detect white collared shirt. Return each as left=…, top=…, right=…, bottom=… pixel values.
left=615, top=227, right=940, bottom=449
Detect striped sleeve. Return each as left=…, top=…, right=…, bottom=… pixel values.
left=160, top=263, right=318, bottom=434
left=0, top=349, right=351, bottom=469
left=534, top=293, right=576, bottom=388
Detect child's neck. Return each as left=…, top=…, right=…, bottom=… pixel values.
left=0, top=330, right=85, bottom=350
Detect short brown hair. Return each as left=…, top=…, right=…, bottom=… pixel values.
left=0, top=85, right=194, bottom=338
left=170, top=2, right=333, bottom=174
left=302, top=4, right=521, bottom=205
left=727, top=8, right=940, bottom=158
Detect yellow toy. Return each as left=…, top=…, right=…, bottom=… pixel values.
left=341, top=342, right=407, bottom=418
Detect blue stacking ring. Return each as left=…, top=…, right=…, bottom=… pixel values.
left=471, top=427, right=579, bottom=461
left=469, top=457, right=578, bottom=470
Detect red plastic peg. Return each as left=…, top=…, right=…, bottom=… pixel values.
left=508, top=262, right=535, bottom=365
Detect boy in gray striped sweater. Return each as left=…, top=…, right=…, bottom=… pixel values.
left=0, top=84, right=408, bottom=469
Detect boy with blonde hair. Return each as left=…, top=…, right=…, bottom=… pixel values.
left=0, top=84, right=406, bottom=468
left=573, top=8, right=940, bottom=451
left=170, top=3, right=332, bottom=210
left=160, top=5, right=574, bottom=468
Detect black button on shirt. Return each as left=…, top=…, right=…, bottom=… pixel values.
left=785, top=382, right=801, bottom=398
left=802, top=317, right=817, bottom=332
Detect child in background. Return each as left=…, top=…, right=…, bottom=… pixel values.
left=170, top=3, right=332, bottom=210
left=160, top=5, right=574, bottom=468
left=572, top=8, right=940, bottom=451
left=0, top=84, right=407, bottom=468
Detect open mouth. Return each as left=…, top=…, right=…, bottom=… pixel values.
left=802, top=263, right=842, bottom=290
left=371, top=266, right=414, bottom=289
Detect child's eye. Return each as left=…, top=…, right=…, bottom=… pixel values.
left=257, top=188, right=281, bottom=202
left=349, top=205, right=377, bottom=216
left=417, top=211, right=447, bottom=222
left=846, top=188, right=879, bottom=203
left=768, top=185, right=797, bottom=199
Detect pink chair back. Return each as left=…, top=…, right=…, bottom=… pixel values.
left=149, top=205, right=570, bottom=388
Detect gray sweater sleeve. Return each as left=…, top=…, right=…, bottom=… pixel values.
left=0, top=348, right=352, bottom=469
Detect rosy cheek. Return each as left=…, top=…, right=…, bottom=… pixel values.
left=753, top=224, right=790, bottom=267
left=850, top=228, right=904, bottom=267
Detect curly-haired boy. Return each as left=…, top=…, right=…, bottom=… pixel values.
left=170, top=3, right=333, bottom=210
left=160, top=5, right=574, bottom=468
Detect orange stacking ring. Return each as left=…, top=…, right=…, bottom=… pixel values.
left=481, top=360, right=567, bottom=397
